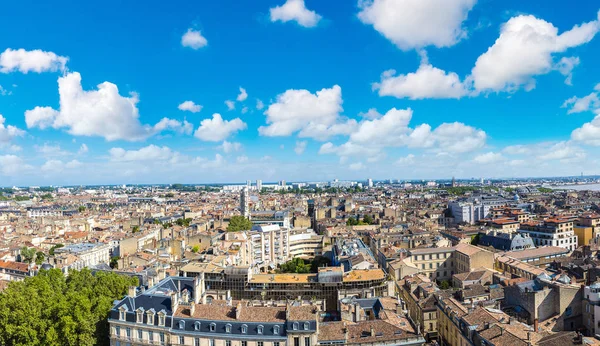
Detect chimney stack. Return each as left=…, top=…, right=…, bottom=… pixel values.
left=128, top=286, right=137, bottom=298
left=370, top=326, right=375, bottom=337
left=534, top=318, right=539, bottom=332
left=236, top=302, right=242, bottom=320
left=171, top=291, right=179, bottom=313
left=190, top=303, right=196, bottom=316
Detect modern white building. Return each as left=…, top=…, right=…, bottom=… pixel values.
left=256, top=179, right=262, bottom=191
left=448, top=196, right=508, bottom=224
left=54, top=242, right=111, bottom=270
left=248, top=225, right=289, bottom=268
left=240, top=187, right=250, bottom=219
left=517, top=217, right=578, bottom=252
left=288, top=228, right=324, bottom=259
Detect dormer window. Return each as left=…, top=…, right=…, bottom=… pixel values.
left=146, top=311, right=155, bottom=325
left=225, top=324, right=232, bottom=333
left=293, top=322, right=299, bottom=330
left=258, top=325, right=264, bottom=334
left=304, top=322, right=310, bottom=330
left=274, top=325, right=280, bottom=334
left=119, top=306, right=127, bottom=321
left=136, top=309, right=144, bottom=323
left=179, top=320, right=185, bottom=330
left=194, top=321, right=201, bottom=331
left=158, top=312, right=166, bottom=327
left=241, top=324, right=248, bottom=334
left=210, top=323, right=216, bottom=332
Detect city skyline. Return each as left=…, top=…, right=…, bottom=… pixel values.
left=1, top=0, right=600, bottom=185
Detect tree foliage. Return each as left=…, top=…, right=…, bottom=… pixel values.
left=279, top=256, right=331, bottom=274
left=175, top=218, right=192, bottom=227
left=19, top=247, right=36, bottom=263
left=49, top=244, right=64, bottom=256
left=227, top=216, right=253, bottom=232
left=0, top=268, right=138, bottom=346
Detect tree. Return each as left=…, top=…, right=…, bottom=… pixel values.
left=471, top=234, right=481, bottom=245
left=19, top=247, right=36, bottom=263
left=439, top=280, right=450, bottom=289
left=110, top=256, right=120, bottom=269
left=78, top=206, right=86, bottom=213
left=35, top=252, right=45, bottom=265
left=131, top=226, right=140, bottom=233
left=0, top=268, right=138, bottom=346
left=49, top=244, right=64, bottom=256
left=363, top=214, right=374, bottom=225
left=227, top=216, right=253, bottom=232
left=279, top=258, right=310, bottom=273
left=346, top=217, right=358, bottom=226
left=191, top=245, right=199, bottom=253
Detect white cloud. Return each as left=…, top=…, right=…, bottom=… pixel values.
left=349, top=162, right=366, bottom=171
left=473, top=152, right=504, bottom=164
left=236, top=155, right=249, bottom=163
left=572, top=115, right=600, bottom=145
left=396, top=154, right=415, bottom=165
left=259, top=85, right=357, bottom=140
left=181, top=28, right=208, bottom=50
left=0, top=48, right=67, bottom=73
left=78, top=143, right=89, bottom=155
left=270, top=0, right=322, bottom=28
left=0, top=155, right=30, bottom=176
left=502, top=144, right=530, bottom=155
left=256, top=99, right=265, bottom=110
left=220, top=141, right=242, bottom=153
left=35, top=143, right=69, bottom=157
left=537, top=141, right=586, bottom=160
left=374, top=64, right=468, bottom=99
left=194, top=113, right=247, bottom=142
left=357, top=0, right=476, bottom=50
left=0, top=114, right=25, bottom=144
left=471, top=12, right=600, bottom=92
left=0, top=84, right=10, bottom=96
left=294, top=141, right=307, bottom=155
left=237, top=87, right=248, bottom=102
left=359, top=108, right=382, bottom=119
left=225, top=100, right=235, bottom=111
left=109, top=145, right=174, bottom=162
left=153, top=117, right=194, bottom=135
left=24, top=72, right=189, bottom=141
left=555, top=56, right=580, bottom=85
left=241, top=107, right=249, bottom=114
left=178, top=100, right=202, bottom=113
left=562, top=85, right=600, bottom=114
left=25, top=106, right=58, bottom=129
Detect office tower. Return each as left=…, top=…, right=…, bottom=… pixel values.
left=280, top=180, right=286, bottom=187
left=240, top=187, right=250, bottom=218
left=256, top=179, right=262, bottom=191
left=367, top=178, right=373, bottom=188
left=246, top=180, right=251, bottom=187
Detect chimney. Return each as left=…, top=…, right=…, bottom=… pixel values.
left=343, top=322, right=349, bottom=341
left=286, top=302, right=291, bottom=320
left=370, top=326, right=375, bottom=337
left=171, top=291, right=179, bottom=313
left=190, top=303, right=196, bottom=316
left=236, top=302, right=242, bottom=320
left=194, top=274, right=204, bottom=304
left=534, top=318, right=539, bottom=332
left=128, top=286, right=137, bottom=298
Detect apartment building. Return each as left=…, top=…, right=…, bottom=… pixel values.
left=54, top=242, right=111, bottom=270
left=453, top=243, right=494, bottom=274
left=288, top=228, right=324, bottom=259
left=405, top=247, right=455, bottom=281
left=518, top=216, right=578, bottom=252
left=248, top=225, right=289, bottom=268
left=449, top=196, right=508, bottom=225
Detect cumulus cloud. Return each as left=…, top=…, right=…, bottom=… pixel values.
left=0, top=155, right=31, bottom=176
left=374, top=64, right=468, bottom=99
left=0, top=114, right=25, bottom=144
left=178, top=100, right=202, bottom=113
left=471, top=12, right=600, bottom=92
left=194, top=113, right=247, bottom=142
left=109, top=145, right=174, bottom=162
left=294, top=141, right=307, bottom=155
left=0, top=48, right=67, bottom=73
left=219, top=141, right=242, bottom=153
left=562, top=84, right=600, bottom=114
left=256, top=99, right=265, bottom=110
left=537, top=141, right=586, bottom=160
left=181, top=28, right=208, bottom=49
left=225, top=100, right=235, bottom=111
left=259, top=85, right=357, bottom=140
left=473, top=152, right=504, bottom=164
left=78, top=143, right=89, bottom=155
left=237, top=87, right=248, bottom=102
left=41, top=159, right=82, bottom=173
left=357, top=0, right=476, bottom=50
left=349, top=162, right=366, bottom=171
left=555, top=56, right=580, bottom=85
left=24, top=72, right=190, bottom=141
left=270, top=0, right=322, bottom=28
left=153, top=117, right=193, bottom=135
left=572, top=115, right=600, bottom=145
left=396, top=154, right=416, bottom=165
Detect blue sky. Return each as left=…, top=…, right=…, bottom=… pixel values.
left=0, top=0, right=600, bottom=185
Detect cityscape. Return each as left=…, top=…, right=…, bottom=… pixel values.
left=2, top=1, right=600, bottom=346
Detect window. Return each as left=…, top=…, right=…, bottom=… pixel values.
left=210, top=323, right=216, bottom=332
left=305, top=337, right=310, bottom=346
left=126, top=328, right=131, bottom=338
left=195, top=338, right=200, bottom=346
left=209, top=339, right=214, bottom=346
left=194, top=322, right=201, bottom=331
left=146, top=312, right=155, bottom=325
left=159, top=333, right=165, bottom=344
left=274, top=343, right=280, bottom=346
left=274, top=325, right=280, bottom=334
left=137, top=329, right=142, bottom=340
left=119, top=309, right=126, bottom=321
left=179, top=336, right=184, bottom=345
left=225, top=324, right=232, bottom=333
left=179, top=321, right=185, bottom=329
left=158, top=314, right=165, bottom=327
left=294, top=337, right=300, bottom=346
left=241, top=324, right=248, bottom=334
left=258, top=342, right=264, bottom=346
left=115, top=326, right=121, bottom=336
left=136, top=310, right=143, bottom=323
left=148, top=331, right=153, bottom=342
left=293, top=322, right=299, bottom=330
left=242, top=342, right=247, bottom=346
left=304, top=322, right=310, bottom=330
left=226, top=341, right=231, bottom=346
left=258, top=325, right=264, bottom=334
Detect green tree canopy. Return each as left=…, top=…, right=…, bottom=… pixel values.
left=0, top=268, right=137, bottom=346
left=362, top=214, right=374, bottom=225
left=227, top=216, right=253, bottom=232
left=19, top=247, right=36, bottom=263
left=49, top=244, right=64, bottom=256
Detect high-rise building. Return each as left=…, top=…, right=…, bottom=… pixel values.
left=367, top=178, right=373, bottom=188
left=279, top=180, right=286, bottom=187
left=240, top=187, right=250, bottom=218
left=256, top=179, right=262, bottom=191
left=246, top=180, right=251, bottom=187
